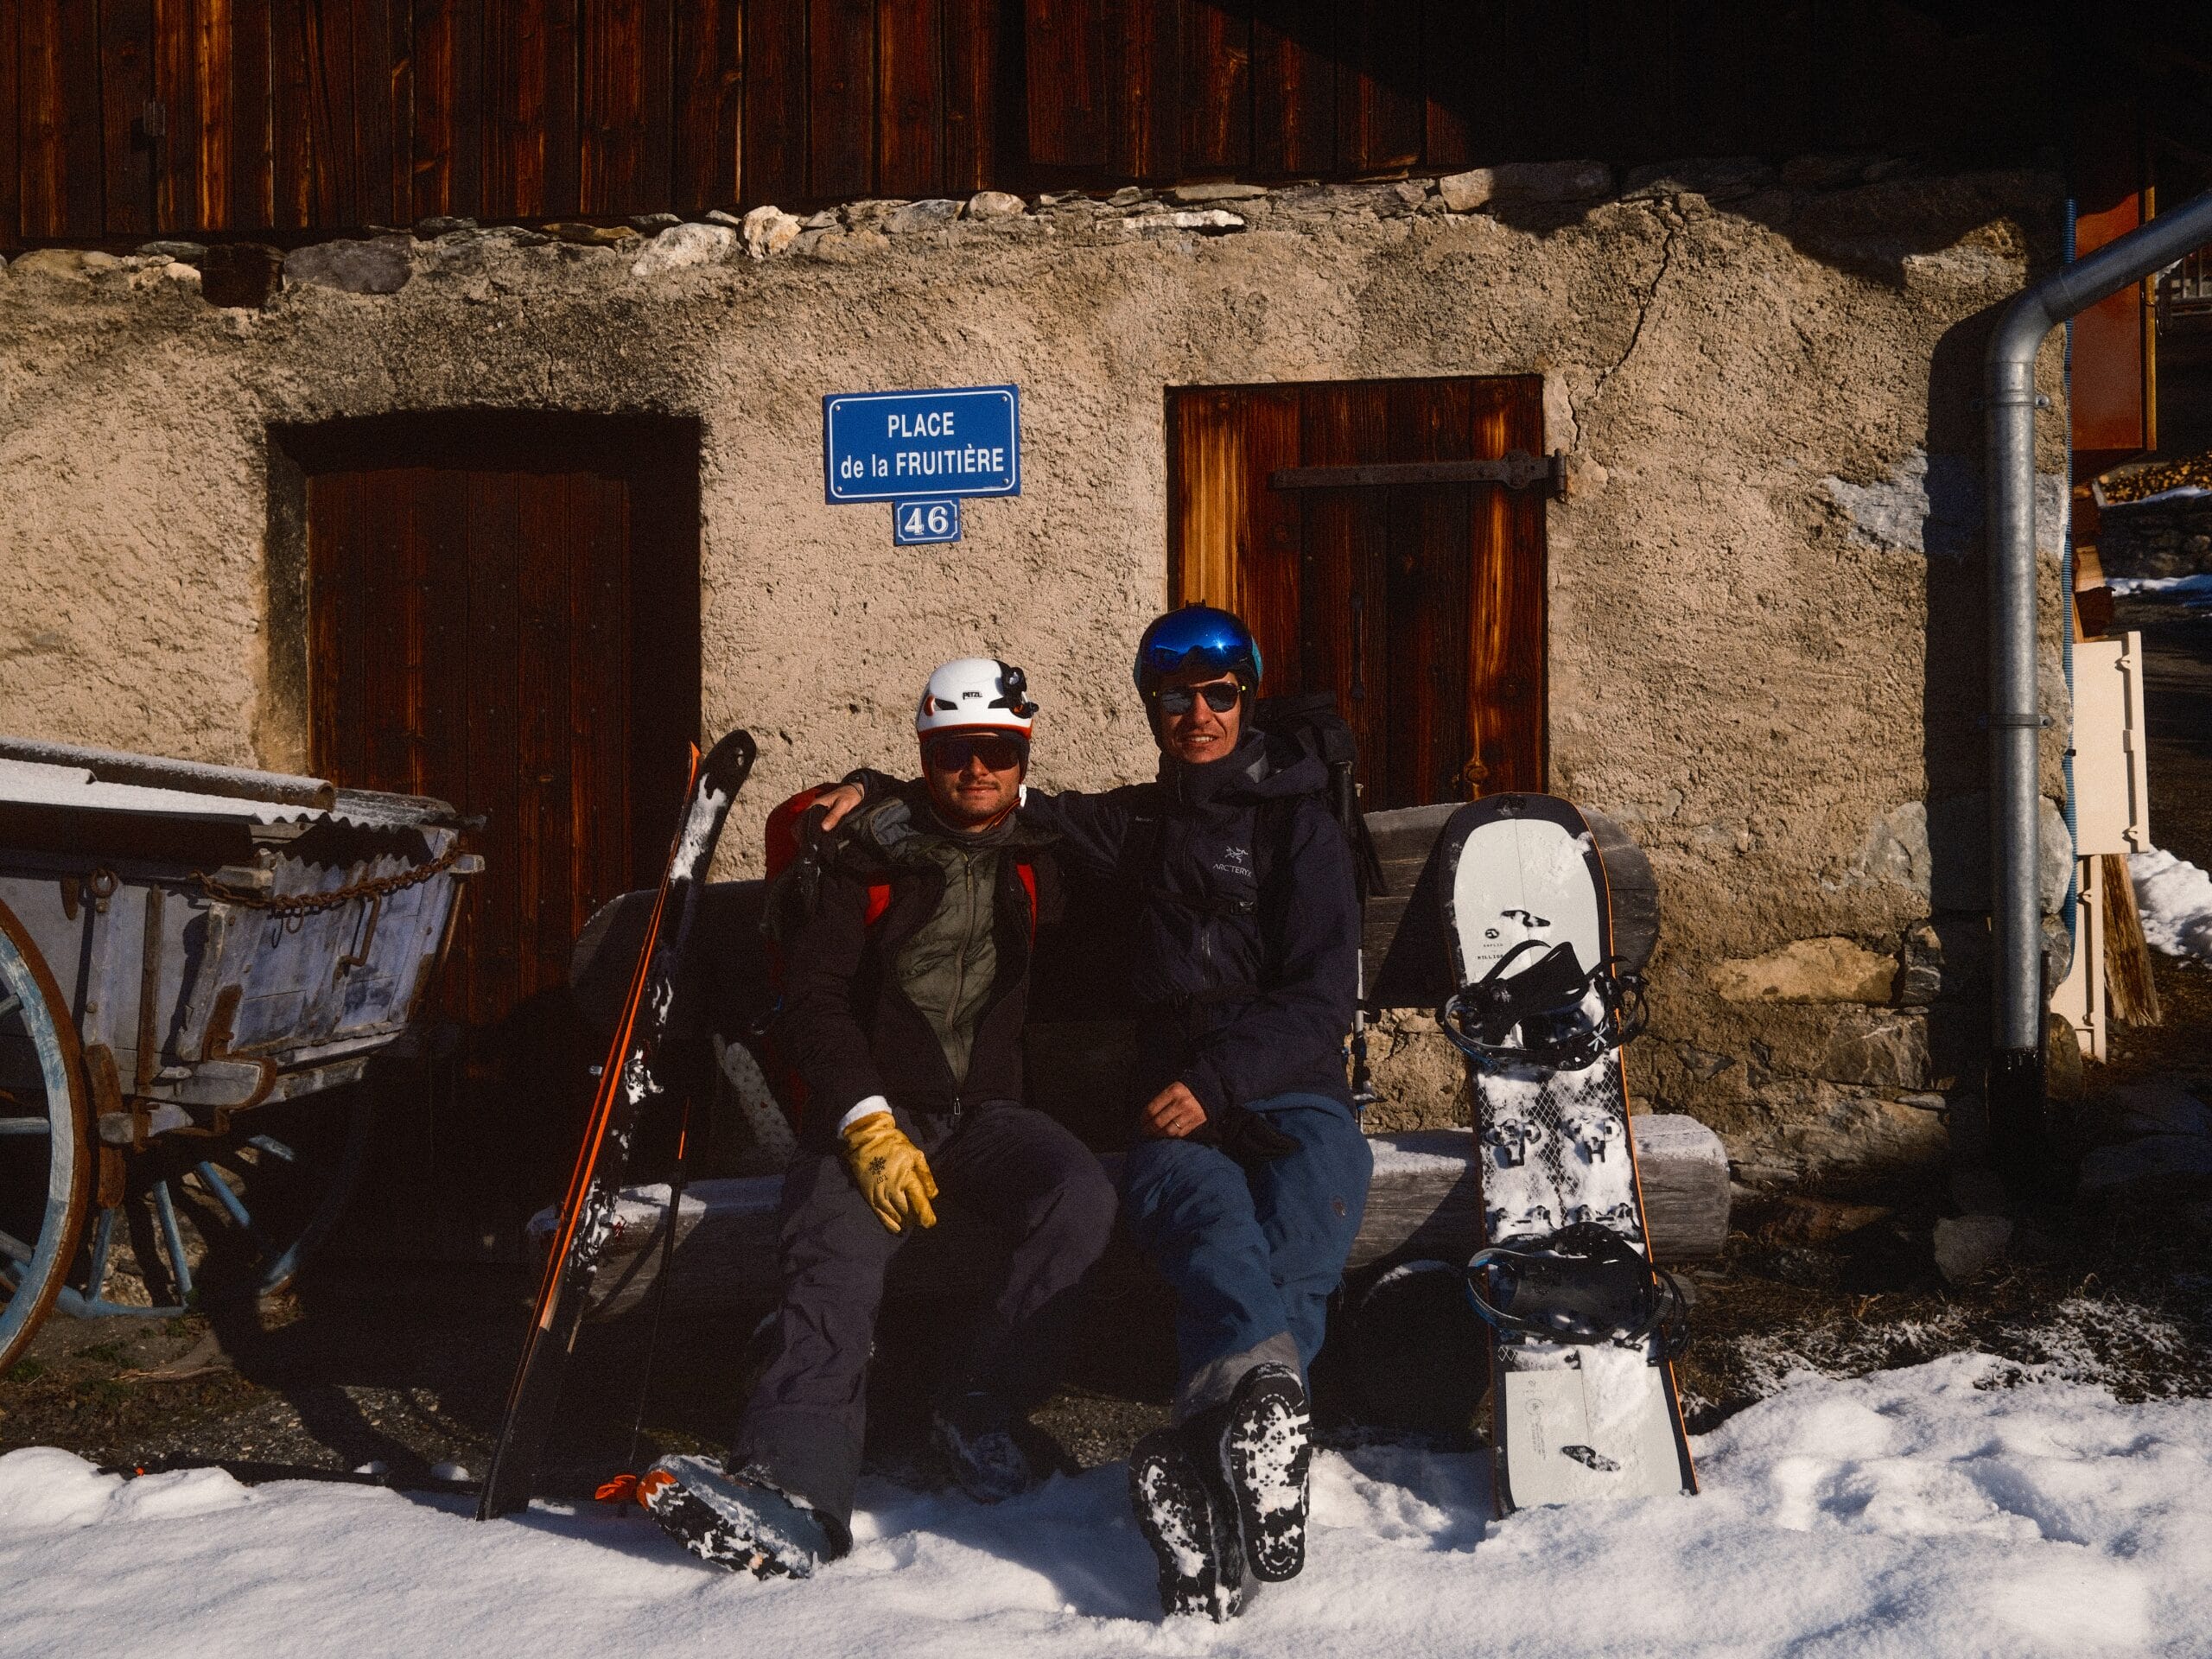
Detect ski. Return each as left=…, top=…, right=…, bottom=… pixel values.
left=1435, top=793, right=1696, bottom=1515
left=477, top=728, right=758, bottom=1522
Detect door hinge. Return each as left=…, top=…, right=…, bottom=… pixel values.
left=1268, top=449, right=1567, bottom=497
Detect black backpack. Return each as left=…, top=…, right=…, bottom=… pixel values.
left=1250, top=692, right=1386, bottom=1109
left=1250, top=692, right=1387, bottom=902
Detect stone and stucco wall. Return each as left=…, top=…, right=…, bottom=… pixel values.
left=2099, top=495, right=2212, bottom=580
left=0, top=162, right=2070, bottom=1193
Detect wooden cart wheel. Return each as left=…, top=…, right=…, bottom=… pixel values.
left=0, top=899, right=93, bottom=1374
left=73, top=1088, right=373, bottom=1317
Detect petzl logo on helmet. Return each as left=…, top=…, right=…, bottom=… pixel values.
left=915, top=658, right=1038, bottom=738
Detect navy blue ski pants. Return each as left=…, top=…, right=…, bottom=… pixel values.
left=1118, top=1091, right=1372, bottom=1417
left=733, top=1101, right=1116, bottom=1534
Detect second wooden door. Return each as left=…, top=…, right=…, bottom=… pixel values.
left=1169, top=377, right=1546, bottom=810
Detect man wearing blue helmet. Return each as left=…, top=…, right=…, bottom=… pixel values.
left=819, top=604, right=1370, bottom=1621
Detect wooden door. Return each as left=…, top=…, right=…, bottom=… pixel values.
left=293, top=412, right=700, bottom=1256
left=1168, top=377, right=1546, bottom=810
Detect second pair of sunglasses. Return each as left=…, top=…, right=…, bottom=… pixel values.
left=925, top=732, right=1029, bottom=772
left=1150, top=682, right=1243, bottom=716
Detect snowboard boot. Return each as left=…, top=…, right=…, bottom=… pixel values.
left=638, top=1454, right=833, bottom=1580
left=1128, top=1427, right=1244, bottom=1622
left=1215, top=1362, right=1313, bottom=1582
left=931, top=1392, right=1038, bottom=1505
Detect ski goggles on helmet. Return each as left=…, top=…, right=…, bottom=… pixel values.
left=1148, top=680, right=1243, bottom=717
left=1131, top=604, right=1262, bottom=696
left=923, top=731, right=1029, bottom=774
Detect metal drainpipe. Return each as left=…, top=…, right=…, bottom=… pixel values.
left=2060, top=200, right=2078, bottom=983
left=1984, top=187, right=2212, bottom=1184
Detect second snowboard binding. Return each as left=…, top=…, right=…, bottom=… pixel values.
left=1466, top=1222, right=1690, bottom=1359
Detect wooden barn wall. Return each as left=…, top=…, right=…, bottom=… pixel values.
left=0, top=2, right=2069, bottom=250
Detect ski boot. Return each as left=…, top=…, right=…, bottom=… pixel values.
left=638, top=1454, right=834, bottom=1580
left=1213, top=1363, right=1313, bottom=1582
left=931, top=1392, right=1038, bottom=1505
left=1128, top=1427, right=1244, bottom=1622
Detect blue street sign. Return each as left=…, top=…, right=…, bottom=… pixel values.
left=893, top=498, right=963, bottom=546
left=823, top=385, right=1020, bottom=504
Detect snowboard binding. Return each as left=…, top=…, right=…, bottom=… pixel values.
left=1464, top=1222, right=1690, bottom=1360
left=1439, top=939, right=1648, bottom=1071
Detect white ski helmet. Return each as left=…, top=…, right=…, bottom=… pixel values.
left=913, top=657, right=1039, bottom=739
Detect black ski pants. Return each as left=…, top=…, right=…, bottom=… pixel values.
left=730, top=1100, right=1116, bottom=1532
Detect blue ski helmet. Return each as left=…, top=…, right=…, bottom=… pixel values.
left=1132, top=603, right=1263, bottom=697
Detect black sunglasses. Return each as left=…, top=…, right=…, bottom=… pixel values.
left=925, top=732, right=1029, bottom=773
left=1150, top=682, right=1243, bottom=716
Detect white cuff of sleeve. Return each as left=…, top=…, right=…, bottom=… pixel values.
left=836, top=1095, right=893, bottom=1135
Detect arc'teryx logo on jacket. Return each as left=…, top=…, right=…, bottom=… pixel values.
left=1019, top=731, right=1360, bottom=1119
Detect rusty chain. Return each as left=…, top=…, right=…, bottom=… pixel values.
left=191, top=843, right=464, bottom=918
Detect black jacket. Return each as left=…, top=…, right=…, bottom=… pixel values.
left=1020, top=730, right=1359, bottom=1117
left=775, top=785, right=1062, bottom=1141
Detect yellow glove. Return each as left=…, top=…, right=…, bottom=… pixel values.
left=841, top=1111, right=939, bottom=1234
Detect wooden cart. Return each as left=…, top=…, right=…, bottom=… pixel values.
left=0, top=737, right=480, bottom=1370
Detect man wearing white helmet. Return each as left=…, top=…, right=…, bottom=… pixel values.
left=639, top=658, right=1117, bottom=1580
left=816, top=610, right=1368, bottom=1622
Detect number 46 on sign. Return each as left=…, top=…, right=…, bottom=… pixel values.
left=893, top=498, right=963, bottom=545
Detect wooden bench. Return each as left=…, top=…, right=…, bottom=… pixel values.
left=537, top=1113, right=1730, bottom=1323
left=555, top=799, right=1725, bottom=1323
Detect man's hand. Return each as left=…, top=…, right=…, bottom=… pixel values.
left=816, top=782, right=865, bottom=830
left=1140, top=1081, right=1208, bottom=1140
left=840, top=1111, right=939, bottom=1232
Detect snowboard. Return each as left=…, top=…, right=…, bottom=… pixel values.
left=1436, top=792, right=1696, bottom=1515
left=477, top=728, right=758, bottom=1522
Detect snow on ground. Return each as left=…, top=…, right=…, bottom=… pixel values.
left=2107, top=572, right=2212, bottom=608
left=4, top=1354, right=2209, bottom=1658
left=2130, top=848, right=2212, bottom=962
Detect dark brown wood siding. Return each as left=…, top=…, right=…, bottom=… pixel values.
left=1169, top=376, right=1546, bottom=811
left=0, top=1, right=2088, bottom=249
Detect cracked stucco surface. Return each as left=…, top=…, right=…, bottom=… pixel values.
left=0, top=172, right=2069, bottom=1185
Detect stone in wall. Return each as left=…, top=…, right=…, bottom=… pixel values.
left=1624, top=156, right=1777, bottom=200
left=1723, top=1078, right=1951, bottom=1195
left=1360, top=1009, right=1469, bottom=1135
left=1711, top=937, right=1897, bottom=1003
left=1437, top=161, right=1612, bottom=212
left=741, top=206, right=803, bottom=260
left=1896, top=917, right=1987, bottom=1006
left=1171, top=182, right=1269, bottom=204
left=885, top=199, right=963, bottom=234
left=2096, top=497, right=2212, bottom=579
left=284, top=235, right=413, bottom=296
left=1846, top=795, right=2073, bottom=912
left=1121, top=208, right=1245, bottom=235
left=1823, top=446, right=2067, bottom=561
left=632, top=222, right=737, bottom=276
left=543, top=221, right=641, bottom=247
